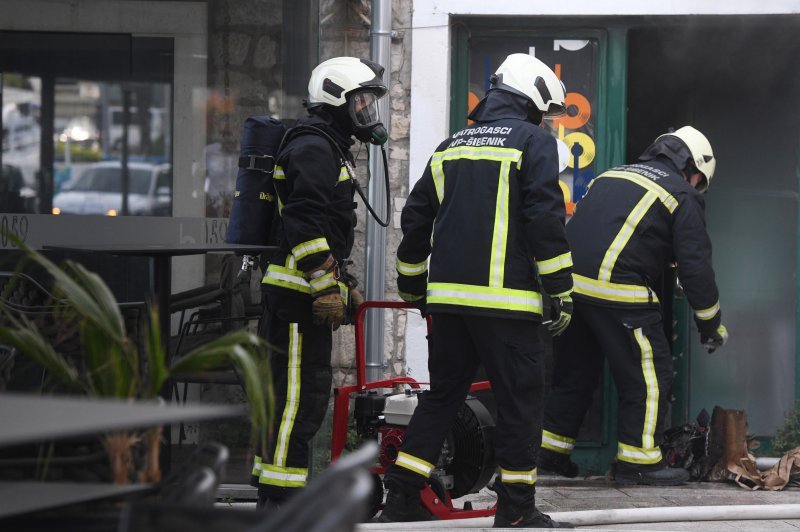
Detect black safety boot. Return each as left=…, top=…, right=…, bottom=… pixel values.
left=494, top=501, right=574, bottom=528
left=538, top=448, right=579, bottom=478
left=256, top=492, right=284, bottom=511
left=377, top=488, right=436, bottom=522
left=614, top=461, right=690, bottom=486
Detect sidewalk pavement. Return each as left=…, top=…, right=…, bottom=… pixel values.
left=218, top=474, right=800, bottom=531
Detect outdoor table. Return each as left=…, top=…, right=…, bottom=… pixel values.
left=0, top=392, right=243, bottom=448
left=0, top=392, right=243, bottom=521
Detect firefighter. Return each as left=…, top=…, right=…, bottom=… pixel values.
left=539, top=126, right=728, bottom=486
left=250, top=56, right=387, bottom=509
left=379, top=53, right=574, bottom=528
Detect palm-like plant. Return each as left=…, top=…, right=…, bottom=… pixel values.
left=0, top=233, right=273, bottom=483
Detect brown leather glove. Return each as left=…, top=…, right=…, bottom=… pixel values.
left=312, top=292, right=346, bottom=330
left=350, top=287, right=365, bottom=311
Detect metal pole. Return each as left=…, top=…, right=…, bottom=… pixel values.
left=365, top=0, right=391, bottom=382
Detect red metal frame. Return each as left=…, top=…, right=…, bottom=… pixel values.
left=330, top=300, right=496, bottom=520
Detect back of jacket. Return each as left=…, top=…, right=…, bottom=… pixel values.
left=568, top=158, right=722, bottom=333
left=261, top=114, right=356, bottom=313
left=396, top=90, right=572, bottom=321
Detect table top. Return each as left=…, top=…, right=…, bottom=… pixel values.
left=43, top=242, right=276, bottom=257
left=0, top=392, right=243, bottom=448
left=0, top=480, right=155, bottom=519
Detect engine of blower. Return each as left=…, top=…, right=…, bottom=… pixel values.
left=353, top=388, right=496, bottom=500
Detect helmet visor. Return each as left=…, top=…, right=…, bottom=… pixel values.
left=350, top=91, right=381, bottom=127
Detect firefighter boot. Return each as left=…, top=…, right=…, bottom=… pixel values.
left=377, top=487, right=435, bottom=522
left=538, top=448, right=579, bottom=478
left=493, top=500, right=574, bottom=528
left=614, top=461, right=690, bottom=486
left=256, top=493, right=283, bottom=511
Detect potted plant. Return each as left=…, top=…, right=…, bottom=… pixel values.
left=0, top=234, right=274, bottom=484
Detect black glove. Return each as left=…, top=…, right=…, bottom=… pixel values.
left=548, top=293, right=573, bottom=337
left=701, top=324, right=728, bottom=353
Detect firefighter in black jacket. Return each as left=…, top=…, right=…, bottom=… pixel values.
left=379, top=53, right=574, bottom=528
left=250, top=56, right=388, bottom=508
left=539, top=126, right=728, bottom=486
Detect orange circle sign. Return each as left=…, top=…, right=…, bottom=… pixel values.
left=553, top=92, right=591, bottom=130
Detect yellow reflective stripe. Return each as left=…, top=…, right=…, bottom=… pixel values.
left=541, top=430, right=575, bottom=454
left=427, top=282, right=543, bottom=314
left=429, top=146, right=524, bottom=204
left=251, top=455, right=263, bottom=476
left=274, top=324, right=302, bottom=467
left=259, top=464, right=308, bottom=488
left=395, top=452, right=435, bottom=478
left=617, top=442, right=662, bottom=465
left=433, top=146, right=523, bottom=164
left=338, top=165, right=350, bottom=183
left=500, top=467, right=537, bottom=485
left=537, top=252, right=573, bottom=276
left=396, top=258, right=428, bottom=276
left=273, top=166, right=285, bottom=180
left=695, top=301, right=720, bottom=320
left=634, top=328, right=659, bottom=450
left=598, top=191, right=658, bottom=282
left=573, top=274, right=658, bottom=305
left=309, top=270, right=337, bottom=294
left=292, top=238, right=329, bottom=261
left=601, top=170, right=678, bottom=213
left=431, top=159, right=445, bottom=204
left=399, top=292, right=425, bottom=302
left=264, top=265, right=312, bottom=294
left=489, top=159, right=511, bottom=288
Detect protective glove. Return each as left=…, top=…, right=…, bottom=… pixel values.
left=305, top=255, right=346, bottom=330
left=312, top=292, right=346, bottom=330
left=349, top=287, right=365, bottom=312
left=400, top=292, right=427, bottom=316
left=702, top=324, right=728, bottom=353
left=548, top=293, right=573, bottom=337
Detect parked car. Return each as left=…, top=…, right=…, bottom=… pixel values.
left=52, top=161, right=172, bottom=216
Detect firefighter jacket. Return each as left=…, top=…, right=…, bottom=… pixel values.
left=396, top=90, right=573, bottom=321
left=261, top=113, right=357, bottom=312
left=567, top=157, right=722, bottom=336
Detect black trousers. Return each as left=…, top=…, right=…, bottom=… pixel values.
left=542, top=302, right=673, bottom=466
left=383, top=313, right=545, bottom=509
left=250, top=296, right=332, bottom=500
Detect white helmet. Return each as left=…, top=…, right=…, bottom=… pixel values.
left=657, top=126, right=716, bottom=191
left=307, top=56, right=387, bottom=107
left=307, top=56, right=388, bottom=144
left=491, top=53, right=566, bottom=117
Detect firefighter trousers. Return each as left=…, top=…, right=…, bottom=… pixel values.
left=250, top=296, right=332, bottom=501
left=383, top=312, right=545, bottom=509
left=542, top=302, right=673, bottom=467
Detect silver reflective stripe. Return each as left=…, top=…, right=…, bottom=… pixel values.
left=695, top=302, right=720, bottom=320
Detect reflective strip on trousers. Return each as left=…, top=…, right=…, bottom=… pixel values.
left=500, top=467, right=537, bottom=485
left=259, top=464, right=308, bottom=488
left=617, top=442, right=662, bottom=465
left=542, top=429, right=576, bottom=455
left=274, top=324, right=302, bottom=468
left=395, top=451, right=435, bottom=478
left=634, top=328, right=659, bottom=450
